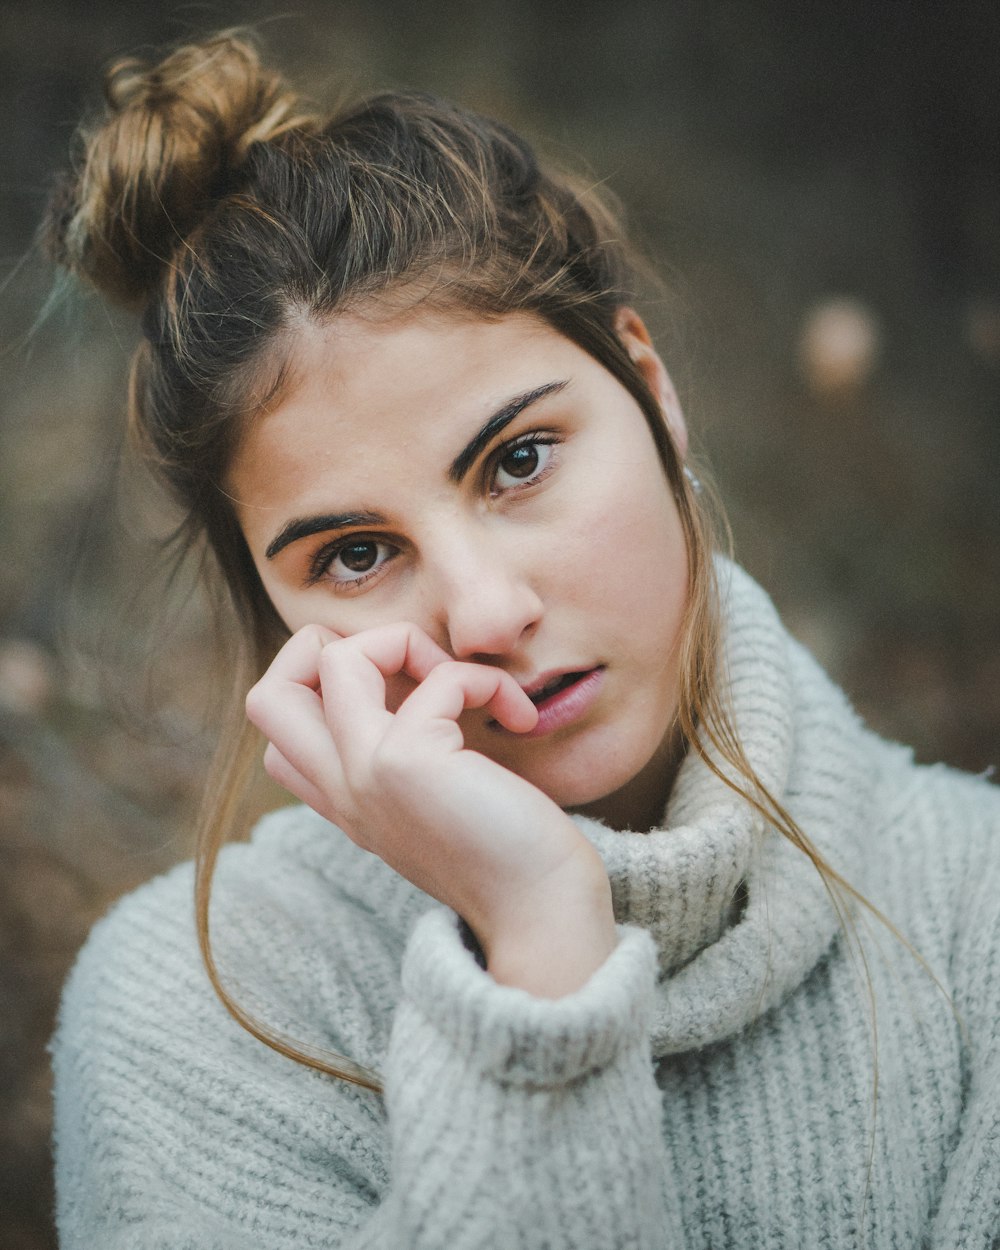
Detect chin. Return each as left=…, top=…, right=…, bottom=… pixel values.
left=519, top=709, right=684, bottom=825
left=514, top=742, right=656, bottom=813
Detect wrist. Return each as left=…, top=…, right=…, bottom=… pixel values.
left=480, top=846, right=617, bottom=998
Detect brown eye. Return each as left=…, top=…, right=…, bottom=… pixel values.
left=308, top=537, right=397, bottom=590
left=500, top=443, right=539, bottom=479
left=339, top=542, right=379, bottom=573
left=314, top=538, right=397, bottom=588
left=492, top=439, right=555, bottom=493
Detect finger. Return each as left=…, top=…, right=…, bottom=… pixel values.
left=318, top=622, right=453, bottom=755
left=262, top=742, right=337, bottom=817
left=394, top=660, right=538, bottom=736
left=246, top=624, right=329, bottom=737
left=251, top=622, right=342, bottom=697
left=250, top=678, right=350, bottom=796
left=322, top=621, right=452, bottom=695
left=246, top=625, right=346, bottom=790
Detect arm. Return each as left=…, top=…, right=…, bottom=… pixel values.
left=52, top=862, right=676, bottom=1249
left=928, top=792, right=1000, bottom=1248
left=54, top=621, right=681, bottom=1248
left=244, top=621, right=621, bottom=998
left=380, top=909, right=674, bottom=1249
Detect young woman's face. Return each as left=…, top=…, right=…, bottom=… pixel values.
left=229, top=310, right=691, bottom=830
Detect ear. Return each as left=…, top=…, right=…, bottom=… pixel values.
left=614, top=307, right=688, bottom=460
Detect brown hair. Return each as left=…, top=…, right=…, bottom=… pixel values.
left=45, top=30, right=889, bottom=1093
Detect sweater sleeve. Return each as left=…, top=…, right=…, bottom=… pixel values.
left=52, top=865, right=676, bottom=1250
left=378, top=909, right=675, bottom=1248
left=929, top=806, right=1000, bottom=1249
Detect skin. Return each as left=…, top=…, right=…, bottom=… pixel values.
left=232, top=306, right=690, bottom=997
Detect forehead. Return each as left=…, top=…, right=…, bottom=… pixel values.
left=225, top=308, right=583, bottom=517
left=281, top=307, right=565, bottom=415
left=233, top=311, right=568, bottom=463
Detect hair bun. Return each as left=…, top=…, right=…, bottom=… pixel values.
left=44, top=30, right=318, bottom=310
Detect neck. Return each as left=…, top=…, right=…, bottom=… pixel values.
left=571, top=721, right=687, bottom=833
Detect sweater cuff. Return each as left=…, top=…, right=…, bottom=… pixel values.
left=399, top=908, right=657, bottom=1087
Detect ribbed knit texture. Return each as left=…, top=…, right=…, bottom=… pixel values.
left=50, top=562, right=1000, bottom=1248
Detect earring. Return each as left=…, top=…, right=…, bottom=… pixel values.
left=683, top=465, right=702, bottom=494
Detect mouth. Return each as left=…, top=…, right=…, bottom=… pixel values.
left=484, top=664, right=606, bottom=737
left=486, top=664, right=606, bottom=738
left=523, top=669, right=595, bottom=705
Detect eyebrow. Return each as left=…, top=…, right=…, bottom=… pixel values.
left=448, top=380, right=568, bottom=483
left=264, top=379, right=569, bottom=560
left=265, top=510, right=386, bottom=560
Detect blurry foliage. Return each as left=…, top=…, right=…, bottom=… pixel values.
left=1, top=2, right=997, bottom=1245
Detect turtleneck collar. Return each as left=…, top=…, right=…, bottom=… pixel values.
left=573, top=559, right=874, bottom=1056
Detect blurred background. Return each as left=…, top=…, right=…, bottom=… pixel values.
left=1, top=1, right=997, bottom=1244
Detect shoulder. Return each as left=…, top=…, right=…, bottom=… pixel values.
left=51, top=806, right=411, bottom=1239
left=864, top=743, right=1000, bottom=975
left=54, top=804, right=432, bottom=1075
left=871, top=744, right=1000, bottom=875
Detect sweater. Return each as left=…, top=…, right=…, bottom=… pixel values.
left=51, top=561, right=1000, bottom=1249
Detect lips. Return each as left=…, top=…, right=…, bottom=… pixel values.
left=485, top=664, right=605, bottom=737
left=524, top=670, right=592, bottom=705
left=504, top=665, right=606, bottom=738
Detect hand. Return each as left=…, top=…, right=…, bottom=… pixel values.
left=245, top=622, right=617, bottom=996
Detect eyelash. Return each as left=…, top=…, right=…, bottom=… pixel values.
left=487, top=432, right=560, bottom=496
left=306, top=430, right=562, bottom=591
left=305, top=538, right=393, bottom=589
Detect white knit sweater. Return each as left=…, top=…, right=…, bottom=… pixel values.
left=51, top=563, right=1000, bottom=1248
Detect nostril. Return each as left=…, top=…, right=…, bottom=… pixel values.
left=447, top=613, right=536, bottom=657
left=439, top=566, right=543, bottom=661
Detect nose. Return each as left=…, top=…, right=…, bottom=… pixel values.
left=427, top=531, right=543, bottom=662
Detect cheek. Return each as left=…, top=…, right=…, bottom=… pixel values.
left=258, top=577, right=420, bottom=711
left=258, top=578, right=316, bottom=636
left=559, top=466, right=686, bottom=627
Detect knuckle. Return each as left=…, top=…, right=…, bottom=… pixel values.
left=427, top=658, right=463, bottom=682
left=298, top=622, right=332, bottom=646
left=386, top=619, right=419, bottom=637
left=438, top=658, right=488, bottom=688
left=244, top=681, right=269, bottom=722
left=317, top=642, right=348, bottom=680
left=370, top=732, right=416, bottom=784
left=261, top=742, right=286, bottom=782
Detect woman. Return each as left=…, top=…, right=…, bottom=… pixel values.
left=47, top=31, right=1000, bottom=1249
